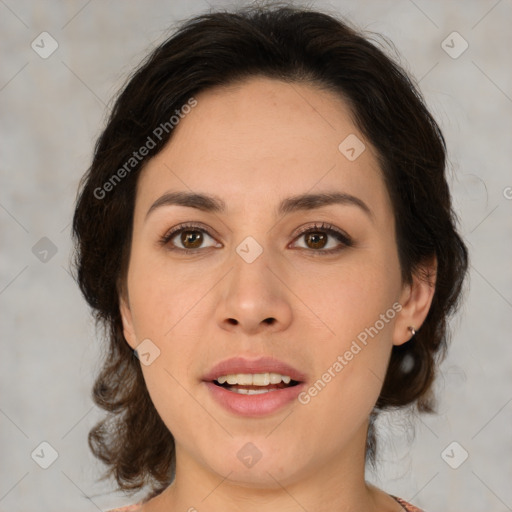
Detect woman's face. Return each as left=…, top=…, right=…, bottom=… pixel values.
left=120, top=77, right=433, bottom=488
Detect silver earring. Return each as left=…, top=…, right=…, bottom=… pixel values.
left=408, top=326, right=416, bottom=337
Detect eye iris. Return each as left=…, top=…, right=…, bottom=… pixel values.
left=306, top=232, right=327, bottom=249
left=171, top=227, right=337, bottom=251
left=181, top=230, right=203, bottom=249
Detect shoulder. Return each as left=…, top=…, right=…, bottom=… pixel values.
left=391, top=495, right=426, bottom=512
left=106, top=504, right=143, bottom=512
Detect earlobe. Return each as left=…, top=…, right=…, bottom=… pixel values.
left=393, top=256, right=437, bottom=346
left=119, top=294, right=137, bottom=350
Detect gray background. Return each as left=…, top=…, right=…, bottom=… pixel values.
left=1, top=0, right=511, bottom=511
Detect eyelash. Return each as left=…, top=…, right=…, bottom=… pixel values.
left=158, top=221, right=353, bottom=255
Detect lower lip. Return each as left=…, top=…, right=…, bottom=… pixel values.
left=203, top=381, right=306, bottom=417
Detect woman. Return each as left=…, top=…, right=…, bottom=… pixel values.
left=72, top=3, right=468, bottom=511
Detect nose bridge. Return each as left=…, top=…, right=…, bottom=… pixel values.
left=229, top=235, right=277, bottom=307
left=216, top=234, right=293, bottom=333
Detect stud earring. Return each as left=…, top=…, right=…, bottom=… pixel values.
left=408, top=326, right=416, bottom=337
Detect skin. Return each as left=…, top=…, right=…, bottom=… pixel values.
left=119, top=76, right=436, bottom=512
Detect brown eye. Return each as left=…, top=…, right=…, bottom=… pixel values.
left=291, top=222, right=353, bottom=255
left=179, top=229, right=204, bottom=249
left=304, top=231, right=328, bottom=250
left=159, top=223, right=220, bottom=252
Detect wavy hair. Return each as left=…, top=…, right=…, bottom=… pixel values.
left=72, top=2, right=469, bottom=499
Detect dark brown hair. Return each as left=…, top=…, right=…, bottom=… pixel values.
left=72, top=2, right=468, bottom=499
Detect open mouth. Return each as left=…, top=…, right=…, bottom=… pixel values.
left=204, top=369, right=306, bottom=415
left=212, top=373, right=301, bottom=395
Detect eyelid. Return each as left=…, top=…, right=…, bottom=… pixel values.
left=289, top=222, right=353, bottom=253
left=159, top=221, right=221, bottom=251
left=159, top=221, right=353, bottom=254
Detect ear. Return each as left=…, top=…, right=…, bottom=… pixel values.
left=119, top=292, right=137, bottom=350
left=393, top=255, right=437, bottom=346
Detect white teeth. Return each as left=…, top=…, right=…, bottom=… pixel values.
left=226, top=375, right=238, bottom=385
left=269, top=373, right=281, bottom=384
left=236, top=373, right=254, bottom=385
left=230, top=388, right=279, bottom=395
left=252, top=373, right=270, bottom=386
left=215, top=372, right=293, bottom=386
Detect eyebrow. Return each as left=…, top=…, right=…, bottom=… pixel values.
left=145, top=190, right=373, bottom=221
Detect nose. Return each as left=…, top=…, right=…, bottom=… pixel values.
left=215, top=244, right=293, bottom=335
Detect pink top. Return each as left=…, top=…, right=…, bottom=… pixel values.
left=107, top=505, right=142, bottom=512
left=107, top=495, right=424, bottom=511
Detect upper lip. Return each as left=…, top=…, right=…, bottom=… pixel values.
left=202, top=356, right=307, bottom=383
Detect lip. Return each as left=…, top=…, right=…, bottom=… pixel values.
left=203, top=380, right=306, bottom=417
left=202, top=356, right=307, bottom=383
left=201, top=356, right=307, bottom=417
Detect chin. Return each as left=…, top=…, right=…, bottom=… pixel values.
left=201, top=444, right=308, bottom=488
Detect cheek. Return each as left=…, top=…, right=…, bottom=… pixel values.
left=127, top=258, right=208, bottom=434
left=294, top=251, right=401, bottom=409
left=292, top=250, right=401, bottom=340
left=295, top=277, right=399, bottom=448
left=126, top=247, right=208, bottom=339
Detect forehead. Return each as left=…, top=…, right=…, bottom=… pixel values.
left=136, top=77, right=391, bottom=219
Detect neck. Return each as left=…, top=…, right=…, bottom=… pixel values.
left=143, top=419, right=397, bottom=512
